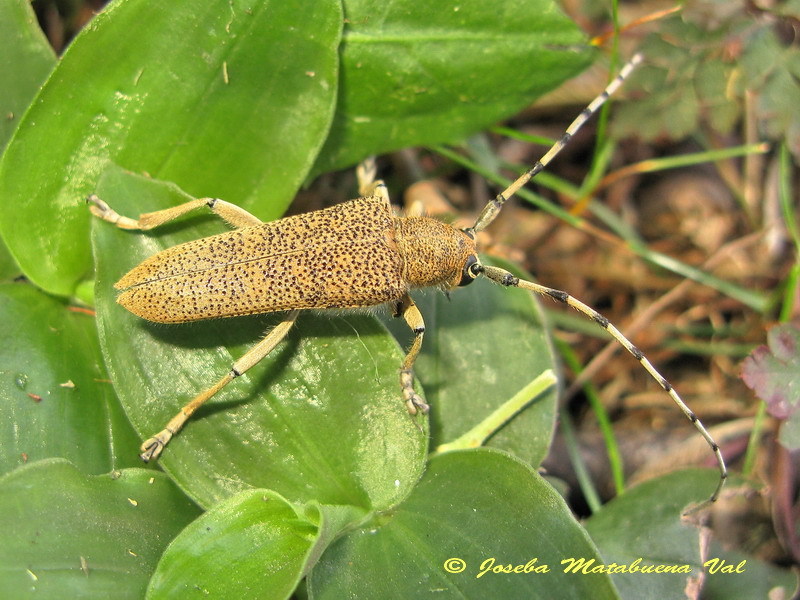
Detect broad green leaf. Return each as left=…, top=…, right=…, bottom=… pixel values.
left=0, top=238, right=17, bottom=283
left=0, top=0, right=342, bottom=296
left=312, top=0, right=594, bottom=173
left=147, top=490, right=363, bottom=599
left=0, top=0, right=55, bottom=152
left=91, top=169, right=427, bottom=510
left=383, top=258, right=558, bottom=465
left=585, top=470, right=719, bottom=599
left=0, top=459, right=201, bottom=599
left=702, top=545, right=798, bottom=599
left=0, top=0, right=55, bottom=281
left=0, top=282, right=141, bottom=477
left=309, top=449, right=619, bottom=599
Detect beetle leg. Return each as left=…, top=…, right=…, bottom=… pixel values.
left=356, top=156, right=377, bottom=196
left=87, top=194, right=263, bottom=230
left=139, top=310, right=299, bottom=461
left=355, top=156, right=391, bottom=203
left=395, top=293, right=429, bottom=415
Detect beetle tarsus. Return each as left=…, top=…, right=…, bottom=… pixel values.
left=401, top=378, right=429, bottom=415
left=139, top=430, right=171, bottom=462
left=405, top=394, right=430, bottom=415
left=400, top=368, right=429, bottom=415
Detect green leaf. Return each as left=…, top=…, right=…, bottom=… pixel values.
left=91, top=169, right=427, bottom=510
left=312, top=0, right=593, bottom=173
left=0, top=0, right=55, bottom=152
left=702, top=544, right=798, bottom=599
left=0, top=459, right=201, bottom=599
left=383, top=257, right=558, bottom=466
left=0, top=239, right=18, bottom=284
left=0, top=0, right=55, bottom=281
left=585, top=470, right=719, bottom=599
left=0, top=0, right=343, bottom=296
left=0, top=236, right=19, bottom=283
left=308, top=449, right=619, bottom=599
left=0, top=282, right=141, bottom=477
left=147, top=490, right=362, bottom=599
left=0, top=0, right=593, bottom=296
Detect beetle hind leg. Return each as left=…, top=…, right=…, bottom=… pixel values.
left=139, top=310, right=299, bottom=461
left=87, top=194, right=263, bottom=231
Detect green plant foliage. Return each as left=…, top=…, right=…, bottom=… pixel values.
left=0, top=1, right=728, bottom=598
left=382, top=259, right=558, bottom=464
left=0, top=0, right=55, bottom=152
left=702, top=545, right=798, bottom=599
left=91, top=168, right=429, bottom=510
left=587, top=471, right=799, bottom=599
left=741, top=323, right=800, bottom=449
left=0, top=459, right=201, bottom=599
left=311, top=0, right=593, bottom=174
left=309, top=450, right=619, bottom=599
left=586, top=470, right=716, bottom=599
left=0, top=0, right=591, bottom=298
left=613, top=3, right=800, bottom=161
left=0, top=0, right=343, bottom=296
left=0, top=0, right=55, bottom=280
left=146, top=490, right=350, bottom=598
left=0, top=282, right=141, bottom=477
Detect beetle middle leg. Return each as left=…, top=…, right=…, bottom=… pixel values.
left=140, top=309, right=300, bottom=461
left=355, top=156, right=391, bottom=202
left=358, top=161, right=427, bottom=415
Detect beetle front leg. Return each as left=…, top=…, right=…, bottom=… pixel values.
left=393, top=293, right=429, bottom=415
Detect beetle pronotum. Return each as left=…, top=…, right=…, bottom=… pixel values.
left=89, top=53, right=727, bottom=504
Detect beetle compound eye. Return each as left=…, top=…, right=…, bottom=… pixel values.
left=469, top=261, right=482, bottom=277
left=458, top=255, right=481, bottom=286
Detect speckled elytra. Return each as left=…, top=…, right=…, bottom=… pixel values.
left=88, top=53, right=726, bottom=506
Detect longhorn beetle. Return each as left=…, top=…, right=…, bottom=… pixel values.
left=89, top=53, right=727, bottom=505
